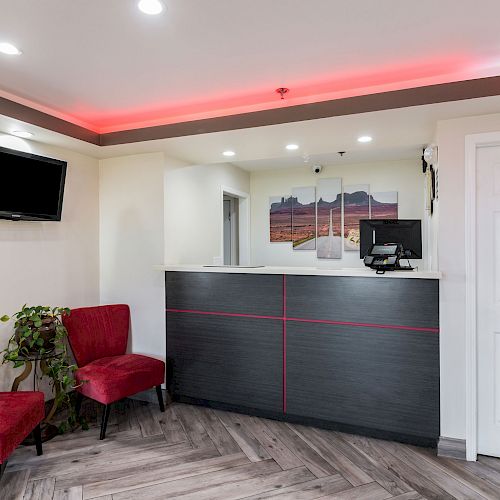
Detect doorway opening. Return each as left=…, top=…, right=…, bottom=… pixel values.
left=223, top=194, right=240, bottom=265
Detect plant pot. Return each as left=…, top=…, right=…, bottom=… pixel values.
left=15, top=316, right=57, bottom=354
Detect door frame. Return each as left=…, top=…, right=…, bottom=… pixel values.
left=220, top=186, right=250, bottom=265
left=464, top=131, right=500, bottom=461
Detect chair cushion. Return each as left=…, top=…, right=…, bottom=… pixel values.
left=0, top=391, right=45, bottom=464
left=75, top=354, right=165, bottom=405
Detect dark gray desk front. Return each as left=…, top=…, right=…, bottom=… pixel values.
left=165, top=271, right=439, bottom=446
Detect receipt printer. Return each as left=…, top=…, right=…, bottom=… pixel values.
left=363, top=243, right=402, bottom=273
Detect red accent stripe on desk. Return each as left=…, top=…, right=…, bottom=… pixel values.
left=286, top=317, right=439, bottom=333
left=166, top=308, right=282, bottom=321
left=283, top=275, right=287, bottom=414
left=166, top=308, right=439, bottom=333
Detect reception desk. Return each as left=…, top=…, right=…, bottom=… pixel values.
left=163, top=265, right=440, bottom=446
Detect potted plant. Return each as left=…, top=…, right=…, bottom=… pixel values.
left=1, top=305, right=81, bottom=433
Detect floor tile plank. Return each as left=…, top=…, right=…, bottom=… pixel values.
left=214, top=410, right=271, bottom=462
left=191, top=406, right=241, bottom=455
left=52, top=486, right=83, bottom=500
left=153, top=404, right=189, bottom=445
left=55, top=442, right=200, bottom=490
left=26, top=438, right=190, bottom=482
left=234, top=413, right=303, bottom=470
left=463, top=458, right=500, bottom=489
left=289, top=424, right=372, bottom=487
left=0, top=469, right=30, bottom=500
left=241, top=473, right=352, bottom=499
left=262, top=419, right=338, bottom=478
left=173, top=404, right=217, bottom=450
left=8, top=429, right=141, bottom=468
left=406, top=446, right=500, bottom=500
left=83, top=453, right=252, bottom=498
left=340, top=433, right=459, bottom=500
left=390, top=492, right=426, bottom=500
left=313, top=429, right=412, bottom=496
left=375, top=437, right=486, bottom=500
left=115, top=400, right=140, bottom=433
left=323, top=481, right=392, bottom=500
left=23, top=477, right=55, bottom=500
left=110, top=458, right=281, bottom=500
left=132, top=401, right=163, bottom=438
left=177, top=466, right=315, bottom=500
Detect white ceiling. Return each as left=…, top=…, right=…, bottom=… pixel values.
left=1, top=0, right=500, bottom=132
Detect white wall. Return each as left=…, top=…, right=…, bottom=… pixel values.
left=99, top=157, right=249, bottom=371
left=99, top=152, right=168, bottom=361
left=0, top=136, right=100, bottom=392
left=164, top=163, right=250, bottom=265
left=436, top=112, right=500, bottom=442
left=250, top=159, right=427, bottom=268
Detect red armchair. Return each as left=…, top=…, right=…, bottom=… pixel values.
left=63, top=304, right=165, bottom=440
left=0, top=391, right=44, bottom=478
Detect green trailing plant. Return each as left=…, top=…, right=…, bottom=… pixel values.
left=1, top=305, right=84, bottom=432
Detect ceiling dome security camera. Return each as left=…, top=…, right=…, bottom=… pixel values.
left=312, top=164, right=323, bottom=174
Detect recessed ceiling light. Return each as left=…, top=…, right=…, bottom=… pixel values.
left=11, top=130, right=33, bottom=139
left=0, top=42, right=22, bottom=55
left=357, top=135, right=373, bottom=143
left=222, top=150, right=235, bottom=157
left=138, top=0, right=164, bottom=15
left=286, top=144, right=299, bottom=151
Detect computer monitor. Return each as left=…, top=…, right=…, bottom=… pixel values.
left=359, top=219, right=422, bottom=259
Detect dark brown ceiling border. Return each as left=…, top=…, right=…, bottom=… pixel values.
left=2, top=75, right=500, bottom=147
left=0, top=96, right=100, bottom=145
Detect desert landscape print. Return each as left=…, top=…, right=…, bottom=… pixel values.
left=370, top=191, right=398, bottom=219
left=292, top=186, right=316, bottom=250
left=343, top=185, right=369, bottom=251
left=269, top=196, right=292, bottom=242
left=316, top=177, right=342, bottom=259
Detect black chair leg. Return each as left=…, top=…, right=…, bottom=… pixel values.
left=0, top=461, right=7, bottom=481
left=33, top=424, right=43, bottom=456
left=100, top=404, right=111, bottom=440
left=75, top=392, right=83, bottom=419
left=155, top=385, right=165, bottom=412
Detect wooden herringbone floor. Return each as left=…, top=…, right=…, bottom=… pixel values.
left=2, top=400, right=500, bottom=500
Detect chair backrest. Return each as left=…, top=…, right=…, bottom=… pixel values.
left=63, top=304, right=130, bottom=367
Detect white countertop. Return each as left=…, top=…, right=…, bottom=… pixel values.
left=156, top=265, right=441, bottom=279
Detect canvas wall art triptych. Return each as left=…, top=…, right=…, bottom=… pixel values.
left=269, top=178, right=398, bottom=259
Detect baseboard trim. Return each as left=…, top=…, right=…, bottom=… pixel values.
left=438, top=436, right=467, bottom=460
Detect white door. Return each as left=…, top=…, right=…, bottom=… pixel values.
left=477, top=144, right=500, bottom=457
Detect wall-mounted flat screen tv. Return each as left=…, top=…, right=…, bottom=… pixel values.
left=0, top=146, right=67, bottom=221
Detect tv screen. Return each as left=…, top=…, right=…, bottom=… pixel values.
left=0, top=147, right=67, bottom=221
